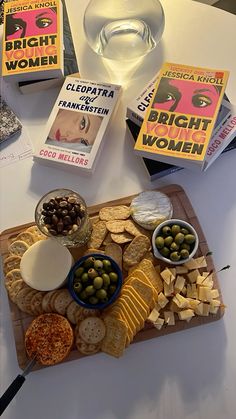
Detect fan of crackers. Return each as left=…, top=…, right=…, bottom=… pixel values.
left=3, top=204, right=223, bottom=361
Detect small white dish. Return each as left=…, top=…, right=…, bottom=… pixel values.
left=152, top=218, right=199, bottom=265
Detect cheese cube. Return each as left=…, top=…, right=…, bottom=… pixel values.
left=178, top=309, right=194, bottom=321
left=187, top=298, right=201, bottom=310
left=169, top=300, right=182, bottom=313
left=202, top=277, right=214, bottom=288
left=174, top=275, right=185, bottom=293
left=164, top=311, right=175, bottom=326
left=194, top=302, right=204, bottom=315
left=160, top=268, right=175, bottom=285
left=169, top=268, right=176, bottom=279
left=196, top=275, right=206, bottom=285
left=164, top=281, right=174, bottom=297
left=173, top=293, right=189, bottom=309
left=202, top=303, right=210, bottom=316
left=187, top=269, right=200, bottom=284
left=209, top=305, right=219, bottom=314
left=148, top=308, right=160, bottom=323
left=210, top=289, right=219, bottom=299
left=193, top=256, right=208, bottom=269
left=157, top=292, right=169, bottom=308
left=153, top=317, right=164, bottom=330
left=176, top=265, right=189, bottom=274
left=198, top=286, right=212, bottom=302
left=181, top=286, right=187, bottom=295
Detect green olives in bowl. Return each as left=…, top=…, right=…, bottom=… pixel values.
left=152, top=219, right=199, bottom=265
left=68, top=254, right=123, bottom=310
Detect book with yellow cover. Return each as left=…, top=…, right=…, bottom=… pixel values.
left=134, top=62, right=229, bottom=170
left=1, top=0, right=64, bottom=82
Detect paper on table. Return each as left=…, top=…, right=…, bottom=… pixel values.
left=0, top=126, right=33, bottom=168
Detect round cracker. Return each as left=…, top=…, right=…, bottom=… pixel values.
left=78, top=316, right=106, bottom=344
left=99, top=205, right=130, bottom=221
left=8, top=279, right=29, bottom=304
left=75, top=333, right=101, bottom=355
left=25, top=313, right=74, bottom=365
left=66, top=301, right=83, bottom=325
left=75, top=307, right=101, bottom=323
left=41, top=290, right=58, bottom=313
left=106, top=220, right=126, bottom=234
left=30, top=291, right=45, bottom=315
left=3, top=255, right=21, bottom=275
left=16, top=231, right=36, bottom=246
left=53, top=289, right=73, bottom=316
left=5, top=269, right=22, bottom=291
left=9, top=240, right=29, bottom=257
left=16, top=288, right=38, bottom=315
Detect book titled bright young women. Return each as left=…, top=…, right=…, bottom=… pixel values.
left=1, top=0, right=64, bottom=82
left=33, top=76, right=121, bottom=173
left=134, top=62, right=229, bottom=171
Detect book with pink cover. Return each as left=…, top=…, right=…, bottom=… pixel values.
left=1, top=0, right=64, bottom=82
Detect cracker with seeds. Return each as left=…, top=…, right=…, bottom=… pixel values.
left=5, top=269, right=22, bottom=291
left=16, top=288, right=38, bottom=315
left=30, top=291, right=45, bottom=315
left=104, top=243, right=122, bottom=269
left=66, top=301, right=83, bottom=325
left=106, top=220, right=126, bottom=233
left=3, top=255, right=21, bottom=274
left=102, top=316, right=128, bottom=358
left=41, top=290, right=58, bottom=313
left=53, top=289, right=73, bottom=316
left=123, top=235, right=151, bottom=268
left=16, top=231, right=36, bottom=246
left=99, top=205, right=130, bottom=221
left=110, top=232, right=133, bottom=244
left=8, top=279, right=29, bottom=304
left=26, top=225, right=46, bottom=241
left=88, top=221, right=107, bottom=249
left=9, top=240, right=29, bottom=257
left=124, top=219, right=148, bottom=237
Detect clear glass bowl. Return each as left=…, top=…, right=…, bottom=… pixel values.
left=83, top=0, right=165, bottom=60
left=35, top=189, right=92, bottom=248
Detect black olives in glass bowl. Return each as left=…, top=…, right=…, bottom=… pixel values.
left=152, top=219, right=199, bottom=265
left=68, top=254, right=123, bottom=310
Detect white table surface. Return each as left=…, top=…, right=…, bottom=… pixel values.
left=1, top=1, right=236, bottom=418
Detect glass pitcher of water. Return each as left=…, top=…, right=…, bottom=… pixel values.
left=83, top=0, right=165, bottom=61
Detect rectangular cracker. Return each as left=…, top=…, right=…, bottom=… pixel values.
left=123, top=235, right=151, bottom=268
left=102, top=316, right=128, bottom=358
left=88, top=221, right=107, bottom=249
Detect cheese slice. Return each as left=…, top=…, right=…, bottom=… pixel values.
left=20, top=239, right=74, bottom=291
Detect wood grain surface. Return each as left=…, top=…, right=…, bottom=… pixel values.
left=0, top=184, right=224, bottom=370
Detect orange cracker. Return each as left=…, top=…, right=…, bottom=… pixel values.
left=128, top=277, right=154, bottom=309
left=123, top=285, right=149, bottom=318
left=135, top=259, right=164, bottom=293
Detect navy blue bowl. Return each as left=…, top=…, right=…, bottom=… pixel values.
left=67, top=253, right=123, bottom=310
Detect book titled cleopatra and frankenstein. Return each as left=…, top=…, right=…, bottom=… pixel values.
left=134, top=62, right=230, bottom=171
left=1, top=0, right=64, bottom=82
left=33, top=76, right=122, bottom=173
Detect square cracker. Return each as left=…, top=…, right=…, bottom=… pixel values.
left=102, top=316, right=128, bottom=358
left=135, top=259, right=163, bottom=293
left=123, top=285, right=149, bottom=318
left=128, top=277, right=154, bottom=310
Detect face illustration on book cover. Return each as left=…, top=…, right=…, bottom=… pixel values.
left=45, top=109, right=103, bottom=153
left=5, top=7, right=57, bottom=40
left=152, top=78, right=222, bottom=117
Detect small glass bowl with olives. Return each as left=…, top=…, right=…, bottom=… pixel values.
left=152, top=219, right=199, bottom=265
left=68, top=253, right=123, bottom=310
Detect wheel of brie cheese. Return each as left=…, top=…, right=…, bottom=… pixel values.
left=20, top=239, right=74, bottom=291
left=130, top=191, right=173, bottom=230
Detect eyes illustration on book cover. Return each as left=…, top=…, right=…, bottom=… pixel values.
left=5, top=7, right=57, bottom=40
left=152, top=78, right=222, bottom=117
left=46, top=109, right=103, bottom=152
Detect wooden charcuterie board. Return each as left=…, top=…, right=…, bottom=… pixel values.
left=0, top=184, right=224, bottom=370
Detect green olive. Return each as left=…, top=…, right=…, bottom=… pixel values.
left=155, top=236, right=165, bottom=249
left=180, top=249, right=190, bottom=259
left=162, top=226, right=171, bottom=236
left=93, top=276, right=103, bottom=289
left=75, top=267, right=84, bottom=277
left=103, top=259, right=112, bottom=272
left=83, top=256, right=95, bottom=269
left=109, top=285, right=117, bottom=295
left=89, top=296, right=99, bottom=305
left=85, top=285, right=96, bottom=296
left=81, top=272, right=89, bottom=283
left=94, top=259, right=103, bottom=270
left=184, top=234, right=196, bottom=244
left=180, top=243, right=191, bottom=251
left=79, top=290, right=88, bottom=301
left=175, top=232, right=185, bottom=245
left=102, top=274, right=110, bottom=287
left=170, top=251, right=181, bottom=261
left=164, top=236, right=174, bottom=247
left=181, top=227, right=189, bottom=235
left=109, top=272, right=118, bottom=283
left=160, top=247, right=170, bottom=257
left=88, top=268, right=98, bottom=279
left=171, top=224, right=181, bottom=236
left=73, top=282, right=82, bottom=293
left=96, top=289, right=107, bottom=300
left=170, top=242, right=179, bottom=251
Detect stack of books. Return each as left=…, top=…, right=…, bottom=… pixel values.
left=126, top=62, right=236, bottom=179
